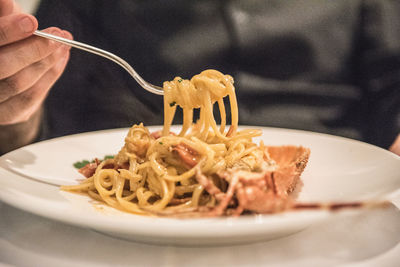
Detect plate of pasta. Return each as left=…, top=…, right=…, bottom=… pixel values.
left=0, top=70, right=399, bottom=245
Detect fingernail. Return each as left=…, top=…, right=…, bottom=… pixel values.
left=50, top=28, right=62, bottom=36
left=62, top=31, right=72, bottom=50
left=62, top=30, right=73, bottom=40
left=47, top=29, right=63, bottom=46
left=19, top=17, right=35, bottom=33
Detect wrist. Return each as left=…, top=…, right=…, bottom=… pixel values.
left=0, top=107, right=43, bottom=154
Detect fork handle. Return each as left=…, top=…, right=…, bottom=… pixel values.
left=33, top=30, right=164, bottom=95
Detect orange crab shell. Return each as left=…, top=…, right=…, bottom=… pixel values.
left=233, top=146, right=311, bottom=214
left=266, top=146, right=310, bottom=196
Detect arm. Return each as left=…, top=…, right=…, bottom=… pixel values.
left=389, top=134, right=400, bottom=156
left=0, top=0, right=72, bottom=154
left=354, top=0, right=400, bottom=148
left=0, top=106, right=42, bottom=154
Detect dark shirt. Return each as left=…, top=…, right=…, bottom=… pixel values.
left=35, top=0, right=400, bottom=148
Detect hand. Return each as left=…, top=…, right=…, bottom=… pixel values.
left=389, top=134, right=400, bottom=156
left=0, top=0, right=72, bottom=125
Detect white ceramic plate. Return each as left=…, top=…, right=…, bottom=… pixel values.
left=0, top=126, right=399, bottom=245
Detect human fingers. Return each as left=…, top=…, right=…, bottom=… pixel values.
left=0, top=0, right=15, bottom=16
left=0, top=13, right=38, bottom=46
left=0, top=48, right=70, bottom=124
left=0, top=39, right=70, bottom=102
left=0, top=26, right=64, bottom=79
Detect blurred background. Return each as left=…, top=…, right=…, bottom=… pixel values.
left=14, top=1, right=400, bottom=148
left=16, top=0, right=39, bottom=13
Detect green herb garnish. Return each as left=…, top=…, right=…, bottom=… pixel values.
left=159, top=141, right=163, bottom=145
left=169, top=101, right=176, bottom=107
left=73, top=155, right=115, bottom=169
left=73, top=160, right=90, bottom=169
left=177, top=78, right=183, bottom=83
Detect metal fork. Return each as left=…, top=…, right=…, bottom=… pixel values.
left=34, top=30, right=164, bottom=95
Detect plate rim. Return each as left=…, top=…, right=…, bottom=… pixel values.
left=1, top=126, right=399, bottom=243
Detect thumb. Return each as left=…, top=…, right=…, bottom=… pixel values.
left=0, top=0, right=18, bottom=17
